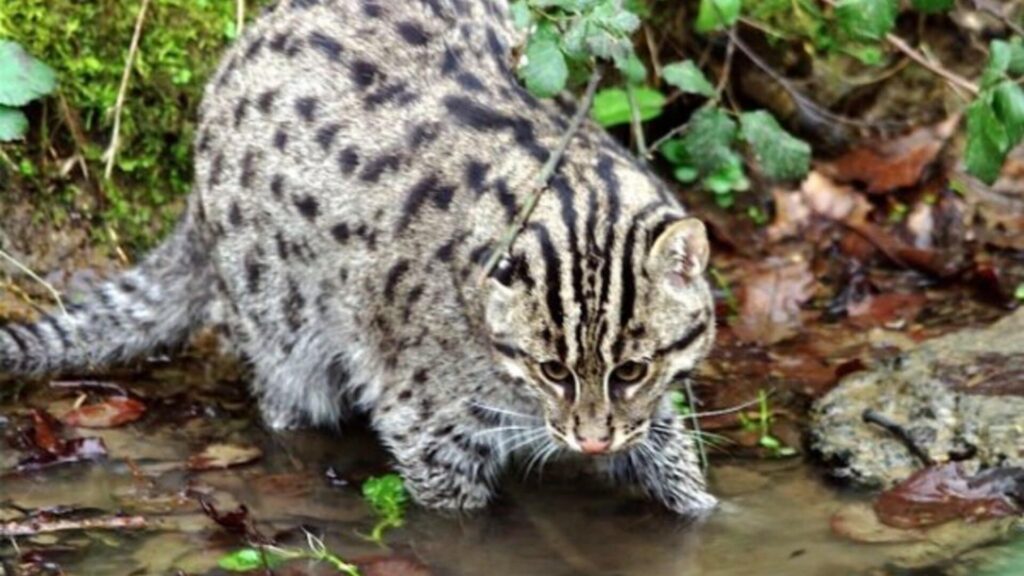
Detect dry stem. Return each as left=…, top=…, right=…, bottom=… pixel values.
left=1, top=515, right=147, bottom=537
left=0, top=247, right=67, bottom=317
left=478, top=69, right=603, bottom=281
left=102, top=0, right=151, bottom=180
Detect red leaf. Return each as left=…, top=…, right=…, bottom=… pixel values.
left=30, top=409, right=62, bottom=453
left=874, top=463, right=1023, bottom=529
left=62, top=397, right=146, bottom=428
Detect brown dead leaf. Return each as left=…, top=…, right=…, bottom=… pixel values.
left=831, top=503, right=927, bottom=543
left=847, top=292, right=926, bottom=328
left=801, top=171, right=872, bottom=223
left=825, top=117, right=957, bottom=194
left=187, top=443, right=262, bottom=471
left=874, top=462, right=1023, bottom=529
left=733, top=258, right=816, bottom=345
left=62, top=397, right=146, bottom=429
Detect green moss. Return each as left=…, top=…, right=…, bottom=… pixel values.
left=0, top=0, right=271, bottom=251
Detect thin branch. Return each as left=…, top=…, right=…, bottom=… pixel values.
left=862, top=408, right=934, bottom=467
left=884, top=32, right=978, bottom=95
left=236, top=0, right=245, bottom=35
left=716, top=29, right=736, bottom=96
left=626, top=83, right=649, bottom=161
left=0, top=248, right=67, bottom=317
left=1, top=515, right=147, bottom=537
left=478, top=69, right=603, bottom=282
left=102, top=0, right=151, bottom=180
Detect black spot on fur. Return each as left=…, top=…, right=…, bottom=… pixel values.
left=440, top=47, right=461, bottom=75
left=308, top=30, right=343, bottom=61
left=464, top=160, right=489, bottom=194
left=271, top=174, right=285, bottom=198
left=316, top=123, right=341, bottom=151
left=396, top=21, right=430, bottom=45
left=364, top=81, right=410, bottom=109
left=413, top=368, right=429, bottom=383
left=455, top=72, right=486, bottom=92
left=362, top=0, right=383, bottom=17
left=269, top=30, right=291, bottom=52
left=295, top=97, right=318, bottom=122
left=257, top=89, right=278, bottom=113
left=209, top=153, right=224, bottom=187
left=398, top=389, right=413, bottom=401
left=245, top=251, right=263, bottom=292
left=229, top=202, right=243, bottom=227
left=284, top=278, right=305, bottom=331
left=338, top=147, right=360, bottom=175
left=275, top=231, right=290, bottom=260
left=244, top=37, right=265, bottom=60
left=442, top=96, right=548, bottom=161
left=233, top=97, right=249, bottom=127
left=397, top=174, right=452, bottom=232
left=291, top=0, right=321, bottom=7
left=359, top=153, right=401, bottom=182
left=384, top=259, right=410, bottom=302
left=432, top=184, right=454, bottom=210
left=330, top=223, right=350, bottom=243
left=293, top=195, right=319, bottom=221
left=240, top=149, right=258, bottom=188
left=273, top=127, right=288, bottom=151
left=350, top=60, right=380, bottom=88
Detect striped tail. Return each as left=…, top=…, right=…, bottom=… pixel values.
left=0, top=213, right=213, bottom=375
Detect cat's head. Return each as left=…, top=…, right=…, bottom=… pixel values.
left=484, top=207, right=714, bottom=455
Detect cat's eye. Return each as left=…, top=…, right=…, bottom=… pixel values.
left=611, top=361, right=649, bottom=384
left=540, top=361, right=572, bottom=383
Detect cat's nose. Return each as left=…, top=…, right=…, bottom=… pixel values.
left=578, top=437, right=611, bottom=454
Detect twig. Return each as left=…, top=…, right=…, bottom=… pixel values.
left=57, top=91, right=91, bottom=181
left=478, top=69, right=603, bottom=281
left=0, top=247, right=67, bottom=317
left=102, top=0, right=151, bottom=180
left=1, top=515, right=147, bottom=537
left=972, top=0, right=1024, bottom=39
left=236, top=0, right=245, bottom=35
left=862, top=408, right=934, bottom=467
left=884, top=33, right=978, bottom=95
left=626, top=83, right=649, bottom=161
left=716, top=29, right=736, bottom=97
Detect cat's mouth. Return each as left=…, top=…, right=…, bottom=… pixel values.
left=544, top=420, right=646, bottom=455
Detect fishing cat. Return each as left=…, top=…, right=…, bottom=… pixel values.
left=0, top=0, right=717, bottom=514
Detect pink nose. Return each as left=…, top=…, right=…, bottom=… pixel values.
left=579, top=438, right=611, bottom=454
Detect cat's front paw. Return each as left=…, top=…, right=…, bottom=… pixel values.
left=404, top=474, right=495, bottom=512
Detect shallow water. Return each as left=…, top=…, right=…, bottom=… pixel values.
left=1, top=355, right=1019, bottom=575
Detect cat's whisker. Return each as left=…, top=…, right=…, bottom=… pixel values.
left=465, top=400, right=542, bottom=422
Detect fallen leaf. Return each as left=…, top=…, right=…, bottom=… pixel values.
left=801, top=171, right=872, bottom=223
left=733, top=258, right=816, bottom=345
left=831, top=503, right=927, bottom=543
left=13, top=409, right=109, bottom=471
left=356, top=556, right=434, bottom=576
left=847, top=292, right=926, bottom=328
left=874, top=462, right=1023, bottom=529
left=62, top=397, right=146, bottom=428
left=188, top=443, right=262, bottom=470
left=825, top=117, right=957, bottom=194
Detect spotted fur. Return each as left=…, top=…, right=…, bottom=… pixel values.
left=0, top=0, right=716, bottom=514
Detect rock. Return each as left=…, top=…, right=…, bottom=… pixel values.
left=810, top=308, right=1024, bottom=487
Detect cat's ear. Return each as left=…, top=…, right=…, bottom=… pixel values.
left=484, top=256, right=517, bottom=333
left=646, top=217, right=709, bottom=286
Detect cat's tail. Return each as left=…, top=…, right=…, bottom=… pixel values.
left=0, top=210, right=214, bottom=375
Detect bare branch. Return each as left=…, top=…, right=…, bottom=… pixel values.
left=478, top=69, right=603, bottom=282
left=102, top=0, right=151, bottom=180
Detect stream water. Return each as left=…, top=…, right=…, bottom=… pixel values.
left=1, top=353, right=1020, bottom=575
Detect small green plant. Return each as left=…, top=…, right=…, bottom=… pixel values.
left=964, top=39, right=1024, bottom=184
left=669, top=389, right=692, bottom=417
left=739, top=389, right=797, bottom=458
left=0, top=41, right=55, bottom=141
left=361, top=473, right=409, bottom=543
left=1015, top=283, right=1024, bottom=302
left=219, top=531, right=360, bottom=575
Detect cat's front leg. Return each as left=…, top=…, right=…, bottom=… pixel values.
left=624, top=402, right=717, bottom=515
left=373, top=401, right=507, bottom=511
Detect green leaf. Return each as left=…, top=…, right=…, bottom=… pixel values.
left=695, top=0, right=741, bottom=33
left=509, top=0, right=532, bottom=29
left=590, top=0, right=641, bottom=35
left=661, top=60, right=716, bottom=98
left=994, top=81, right=1024, bottom=143
left=218, top=548, right=286, bottom=572
left=362, top=474, right=409, bottom=519
left=520, top=24, right=569, bottom=98
left=614, top=51, right=647, bottom=84
left=984, top=40, right=1024, bottom=89
left=675, top=106, right=738, bottom=174
left=910, top=0, right=953, bottom=13
left=0, top=41, right=57, bottom=107
left=0, top=106, right=29, bottom=142
left=964, top=95, right=1008, bottom=184
left=739, top=110, right=811, bottom=181
left=835, top=0, right=897, bottom=41
left=590, top=86, right=665, bottom=127
left=1016, top=283, right=1024, bottom=302
left=673, top=165, right=699, bottom=183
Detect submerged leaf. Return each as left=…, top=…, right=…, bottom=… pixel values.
left=188, top=443, right=262, bottom=470
left=218, top=548, right=285, bottom=572
left=62, top=397, right=146, bottom=428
